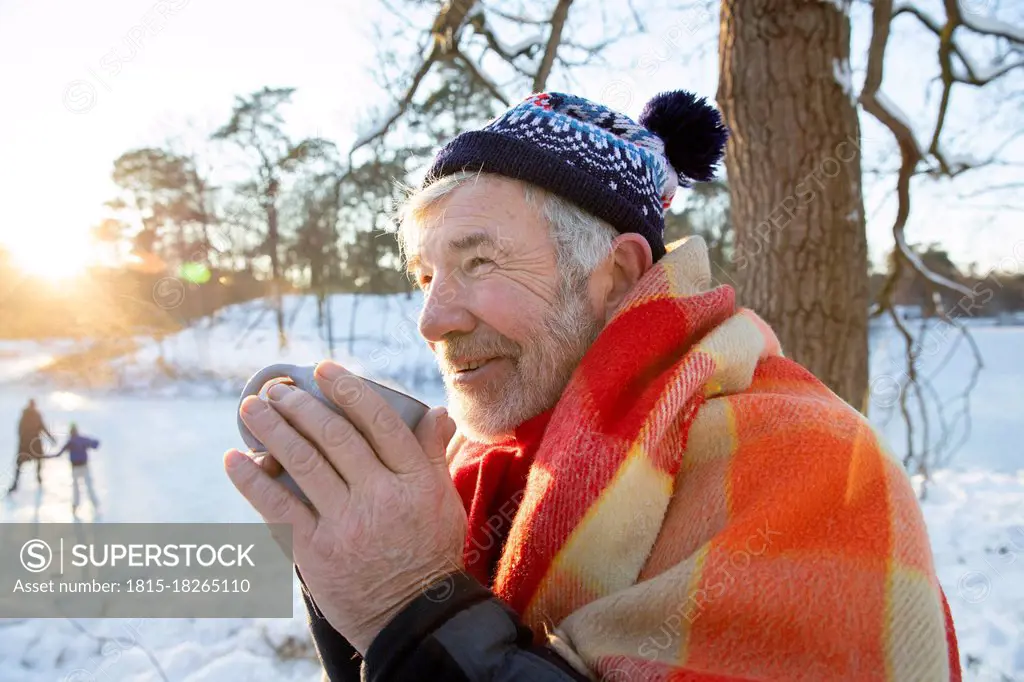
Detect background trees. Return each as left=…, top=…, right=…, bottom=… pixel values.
left=3, top=0, right=1021, bottom=476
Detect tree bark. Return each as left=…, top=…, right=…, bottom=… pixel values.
left=265, top=175, right=286, bottom=350
left=717, top=0, right=869, bottom=411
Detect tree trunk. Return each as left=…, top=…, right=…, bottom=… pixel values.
left=326, top=288, right=335, bottom=358
left=348, top=294, right=361, bottom=357
left=265, top=181, right=286, bottom=350
left=717, top=0, right=869, bottom=410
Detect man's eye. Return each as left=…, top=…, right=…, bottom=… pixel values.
left=465, top=257, right=493, bottom=272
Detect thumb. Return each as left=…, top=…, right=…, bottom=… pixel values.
left=415, top=406, right=455, bottom=468
left=439, top=409, right=457, bottom=453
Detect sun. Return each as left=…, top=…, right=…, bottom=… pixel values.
left=4, top=234, right=91, bottom=283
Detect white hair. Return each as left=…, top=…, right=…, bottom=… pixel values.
left=394, top=171, right=618, bottom=285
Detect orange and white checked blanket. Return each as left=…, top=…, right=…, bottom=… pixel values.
left=448, top=236, right=960, bottom=681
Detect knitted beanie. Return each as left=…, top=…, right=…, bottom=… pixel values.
left=423, top=90, right=728, bottom=262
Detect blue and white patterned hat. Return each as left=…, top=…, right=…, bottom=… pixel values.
left=424, top=90, right=729, bottom=262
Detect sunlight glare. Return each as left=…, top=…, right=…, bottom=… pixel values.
left=49, top=391, right=95, bottom=411
left=5, top=232, right=92, bottom=282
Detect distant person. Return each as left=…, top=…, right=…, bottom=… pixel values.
left=8, top=398, right=55, bottom=494
left=56, top=423, right=101, bottom=514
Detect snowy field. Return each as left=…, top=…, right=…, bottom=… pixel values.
left=0, top=294, right=1021, bottom=681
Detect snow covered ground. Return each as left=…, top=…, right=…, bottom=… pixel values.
left=0, top=294, right=1021, bottom=681
left=20, top=294, right=442, bottom=402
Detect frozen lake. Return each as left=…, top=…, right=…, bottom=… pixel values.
left=1, top=391, right=260, bottom=524
left=0, top=383, right=448, bottom=525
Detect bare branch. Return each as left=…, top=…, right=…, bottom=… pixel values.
left=350, top=0, right=480, bottom=154
left=627, top=0, right=647, bottom=32
left=351, top=45, right=439, bottom=153
left=380, top=0, right=420, bottom=30
left=893, top=4, right=1024, bottom=85
left=533, top=0, right=575, bottom=92
left=957, top=181, right=1024, bottom=199
left=863, top=0, right=978, bottom=300
left=562, top=32, right=634, bottom=56
left=467, top=12, right=544, bottom=67
left=926, top=0, right=960, bottom=169
left=455, top=50, right=510, bottom=105
left=862, top=0, right=924, bottom=259
left=895, top=230, right=974, bottom=297
left=959, top=11, right=1024, bottom=45
left=479, top=3, right=547, bottom=25
left=887, top=300, right=919, bottom=470
left=953, top=57, right=1024, bottom=85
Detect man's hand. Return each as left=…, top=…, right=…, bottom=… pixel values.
left=224, top=360, right=465, bottom=654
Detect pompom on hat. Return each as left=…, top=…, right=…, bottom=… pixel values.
left=423, top=89, right=729, bottom=262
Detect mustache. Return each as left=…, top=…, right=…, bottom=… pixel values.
left=437, top=332, right=522, bottom=371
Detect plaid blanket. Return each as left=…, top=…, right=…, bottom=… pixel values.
left=448, top=237, right=960, bottom=681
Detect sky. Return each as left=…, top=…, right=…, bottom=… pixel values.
left=0, top=0, right=1020, bottom=280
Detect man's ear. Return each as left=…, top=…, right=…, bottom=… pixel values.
left=600, top=233, right=653, bottom=320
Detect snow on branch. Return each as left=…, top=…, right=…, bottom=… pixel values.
left=872, top=91, right=923, bottom=156
left=834, top=57, right=856, bottom=105
left=467, top=11, right=545, bottom=66
left=478, top=2, right=547, bottom=25
left=894, top=3, right=1024, bottom=85
left=959, top=11, right=1024, bottom=45
left=951, top=56, right=1024, bottom=85
left=894, top=229, right=973, bottom=298
left=820, top=0, right=852, bottom=17
left=861, top=0, right=976, bottom=299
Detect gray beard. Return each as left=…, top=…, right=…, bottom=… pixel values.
left=443, top=275, right=605, bottom=443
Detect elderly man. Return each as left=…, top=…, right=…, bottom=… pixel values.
left=225, top=90, right=960, bottom=681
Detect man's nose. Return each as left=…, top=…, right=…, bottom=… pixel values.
left=418, top=272, right=475, bottom=343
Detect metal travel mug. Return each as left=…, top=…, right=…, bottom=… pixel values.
left=236, top=363, right=430, bottom=504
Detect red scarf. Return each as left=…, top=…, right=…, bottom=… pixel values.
left=451, top=409, right=552, bottom=587
left=443, top=238, right=959, bottom=680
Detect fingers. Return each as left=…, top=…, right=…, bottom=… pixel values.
left=254, top=453, right=283, bottom=477
left=239, top=396, right=349, bottom=516
left=414, top=407, right=457, bottom=473
left=264, top=382, right=387, bottom=486
left=224, top=448, right=316, bottom=541
left=313, top=361, right=425, bottom=475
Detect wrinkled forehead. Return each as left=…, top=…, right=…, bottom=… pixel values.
left=401, top=176, right=543, bottom=268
